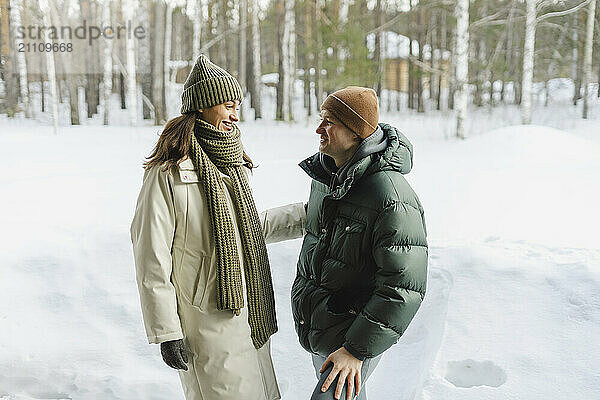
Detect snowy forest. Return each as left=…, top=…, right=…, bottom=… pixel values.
left=1, top=0, right=599, bottom=137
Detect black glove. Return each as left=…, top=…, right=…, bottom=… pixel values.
left=160, top=339, right=189, bottom=371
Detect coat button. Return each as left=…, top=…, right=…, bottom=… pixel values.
left=349, top=309, right=357, bottom=315
left=299, top=320, right=305, bottom=325
left=321, top=228, right=327, bottom=234
left=310, top=274, right=315, bottom=280
left=345, top=226, right=351, bottom=232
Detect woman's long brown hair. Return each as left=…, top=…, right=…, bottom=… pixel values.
left=144, top=112, right=255, bottom=171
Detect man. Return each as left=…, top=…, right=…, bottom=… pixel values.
left=293, top=86, right=428, bottom=400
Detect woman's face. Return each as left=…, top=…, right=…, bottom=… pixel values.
left=199, top=101, right=239, bottom=132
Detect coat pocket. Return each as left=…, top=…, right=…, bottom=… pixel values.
left=328, top=216, right=366, bottom=266
left=174, top=252, right=210, bottom=311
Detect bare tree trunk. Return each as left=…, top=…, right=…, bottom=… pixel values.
left=124, top=0, right=137, bottom=125
left=304, top=0, right=313, bottom=116
left=417, top=6, right=425, bottom=113
left=506, top=0, right=516, bottom=104
left=582, top=0, right=596, bottom=119
left=437, top=9, right=446, bottom=111
left=572, top=12, right=579, bottom=105
left=152, top=0, right=166, bottom=125
left=489, top=71, right=495, bottom=107
left=250, top=0, right=262, bottom=118
left=429, top=11, right=436, bottom=103
left=455, top=0, right=469, bottom=139
left=82, top=0, right=101, bottom=117
left=50, top=0, right=80, bottom=124
left=116, top=0, right=126, bottom=109
left=408, top=3, right=414, bottom=110
left=597, top=56, right=600, bottom=98
left=189, top=0, right=202, bottom=60
left=41, top=71, right=45, bottom=113
left=139, top=0, right=152, bottom=119
left=119, top=72, right=126, bottom=109
left=315, top=0, right=323, bottom=107
left=238, top=0, right=247, bottom=120
left=219, top=0, right=229, bottom=70
left=521, top=0, right=536, bottom=125
left=164, top=2, right=172, bottom=101
left=286, top=0, right=295, bottom=121
left=374, top=0, right=383, bottom=97
left=448, top=11, right=456, bottom=110
left=276, top=0, right=286, bottom=120
left=1, top=0, right=18, bottom=116
left=40, top=0, right=59, bottom=133
left=102, top=0, right=112, bottom=125
left=10, top=1, right=31, bottom=117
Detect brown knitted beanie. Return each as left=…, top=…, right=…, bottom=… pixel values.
left=321, top=86, right=379, bottom=139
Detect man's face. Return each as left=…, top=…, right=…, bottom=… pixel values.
left=199, top=101, right=239, bottom=132
left=316, top=109, right=361, bottom=167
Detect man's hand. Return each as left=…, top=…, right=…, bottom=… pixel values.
left=160, top=339, right=189, bottom=371
left=320, top=347, right=363, bottom=400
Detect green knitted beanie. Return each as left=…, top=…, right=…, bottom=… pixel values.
left=181, top=54, right=243, bottom=114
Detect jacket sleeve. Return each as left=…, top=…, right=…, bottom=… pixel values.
left=130, top=166, right=183, bottom=344
left=344, top=200, right=428, bottom=358
left=259, top=202, right=307, bottom=244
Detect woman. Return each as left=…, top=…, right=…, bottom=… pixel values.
left=130, top=54, right=305, bottom=400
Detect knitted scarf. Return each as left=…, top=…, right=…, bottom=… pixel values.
left=189, top=118, right=277, bottom=349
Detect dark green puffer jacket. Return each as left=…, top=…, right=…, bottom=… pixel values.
left=292, top=122, right=428, bottom=359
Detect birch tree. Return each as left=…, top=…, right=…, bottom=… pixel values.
left=40, top=0, right=59, bottom=134
left=164, top=1, right=173, bottom=101
left=10, top=1, right=31, bottom=117
left=188, top=0, right=202, bottom=60
left=0, top=0, right=18, bottom=116
left=250, top=0, right=262, bottom=118
left=315, top=0, right=323, bottom=107
left=137, top=0, right=151, bottom=119
left=102, top=0, right=113, bottom=125
left=582, top=0, right=596, bottom=118
left=79, top=0, right=99, bottom=117
left=374, top=0, right=383, bottom=97
left=152, top=0, right=167, bottom=124
left=302, top=0, right=313, bottom=116
left=286, top=0, right=295, bottom=121
left=276, top=0, right=291, bottom=121
left=455, top=0, right=469, bottom=139
left=239, top=0, right=247, bottom=120
left=124, top=0, right=137, bottom=126
left=49, top=0, right=79, bottom=124
left=522, top=0, right=593, bottom=124
left=521, top=0, right=536, bottom=124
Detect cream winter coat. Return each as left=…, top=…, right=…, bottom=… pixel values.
left=130, top=158, right=306, bottom=400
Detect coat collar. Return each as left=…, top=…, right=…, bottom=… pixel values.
left=299, top=152, right=373, bottom=200
left=178, top=158, right=195, bottom=170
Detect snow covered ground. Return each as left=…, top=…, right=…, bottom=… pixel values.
left=0, top=98, right=599, bottom=399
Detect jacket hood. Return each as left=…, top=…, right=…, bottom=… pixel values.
left=299, top=123, right=414, bottom=195
left=377, top=122, right=413, bottom=174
